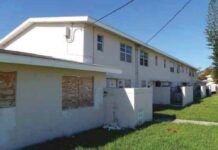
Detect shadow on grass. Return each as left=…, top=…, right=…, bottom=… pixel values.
left=24, top=122, right=158, bottom=150
left=193, top=97, right=205, bottom=104
left=152, top=96, right=214, bottom=123
left=153, top=113, right=176, bottom=121
left=153, top=104, right=184, bottom=112
left=153, top=97, right=206, bottom=112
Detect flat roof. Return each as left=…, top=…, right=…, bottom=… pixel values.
left=0, top=16, right=197, bottom=70
left=0, top=49, right=122, bottom=74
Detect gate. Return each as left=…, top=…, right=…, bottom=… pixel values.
left=170, top=86, right=183, bottom=105
left=193, top=85, right=201, bottom=99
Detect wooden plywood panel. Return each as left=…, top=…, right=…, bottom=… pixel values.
left=0, top=72, right=16, bottom=108
left=79, top=77, right=94, bottom=107
left=62, top=76, right=94, bottom=110
left=62, top=76, right=79, bottom=109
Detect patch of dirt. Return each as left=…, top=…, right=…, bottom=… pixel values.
left=166, top=128, right=179, bottom=133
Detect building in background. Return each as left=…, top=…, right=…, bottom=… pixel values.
left=0, top=16, right=198, bottom=149
left=204, top=75, right=218, bottom=93
left=0, top=16, right=197, bottom=89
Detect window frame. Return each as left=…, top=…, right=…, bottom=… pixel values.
left=155, top=81, right=161, bottom=87
left=155, top=56, right=158, bottom=66
left=140, top=50, right=149, bottom=67
left=181, top=66, right=184, bottom=73
left=124, top=79, right=132, bottom=88
left=189, top=70, right=192, bottom=76
left=170, top=67, right=174, bottom=72
left=141, top=80, right=147, bottom=88
left=177, top=64, right=180, bottom=73
left=164, top=59, right=167, bottom=68
left=120, top=43, right=132, bottom=63
left=62, top=76, right=94, bottom=110
left=97, top=35, right=104, bottom=51
left=170, top=62, right=174, bottom=73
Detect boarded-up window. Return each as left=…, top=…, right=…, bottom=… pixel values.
left=0, top=72, right=16, bottom=108
left=62, top=76, right=94, bottom=110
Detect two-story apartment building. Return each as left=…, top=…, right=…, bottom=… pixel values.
left=0, top=16, right=197, bottom=88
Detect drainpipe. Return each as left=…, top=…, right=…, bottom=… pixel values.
left=92, top=26, right=95, bottom=64
left=135, top=44, right=140, bottom=87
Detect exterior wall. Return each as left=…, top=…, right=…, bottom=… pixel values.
left=104, top=88, right=153, bottom=128
left=84, top=25, right=196, bottom=88
left=181, top=86, right=193, bottom=106
left=200, top=86, right=206, bottom=98
left=3, top=22, right=197, bottom=87
left=205, top=75, right=218, bottom=93
left=0, top=107, right=16, bottom=147
left=138, top=50, right=196, bottom=87
left=4, top=23, right=93, bottom=63
left=153, top=87, right=170, bottom=105
left=0, top=63, right=106, bottom=150
left=85, top=26, right=136, bottom=86
left=208, top=84, right=218, bottom=93
left=206, top=85, right=212, bottom=96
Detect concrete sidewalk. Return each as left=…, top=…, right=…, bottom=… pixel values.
left=173, top=119, right=218, bottom=126
left=154, top=118, right=218, bottom=126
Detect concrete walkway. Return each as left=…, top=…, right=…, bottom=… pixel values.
left=154, top=118, right=218, bottom=126
left=173, top=119, right=218, bottom=126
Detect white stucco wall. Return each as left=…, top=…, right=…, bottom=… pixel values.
left=153, top=87, right=171, bottom=105
left=208, top=84, right=218, bottom=93
left=0, top=108, right=16, bottom=147
left=138, top=50, right=196, bottom=86
left=0, top=63, right=106, bottom=150
left=3, top=22, right=197, bottom=87
left=4, top=23, right=93, bottom=63
left=85, top=26, right=136, bottom=86
left=200, top=86, right=206, bottom=98
left=181, top=86, right=193, bottom=106
left=104, top=88, right=153, bottom=128
left=84, top=25, right=196, bottom=87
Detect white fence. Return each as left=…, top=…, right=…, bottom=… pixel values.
left=200, top=86, right=206, bottom=98
left=104, top=88, right=153, bottom=128
left=154, top=86, right=194, bottom=106
left=181, top=86, right=194, bottom=106
left=208, top=84, right=218, bottom=93
left=153, top=87, right=170, bottom=105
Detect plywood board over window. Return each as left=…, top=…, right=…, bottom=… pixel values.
left=62, top=76, right=94, bottom=110
left=0, top=72, right=16, bottom=108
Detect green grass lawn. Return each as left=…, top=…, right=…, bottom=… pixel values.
left=154, top=95, right=218, bottom=122
left=25, top=95, right=218, bottom=150
left=25, top=122, right=218, bottom=150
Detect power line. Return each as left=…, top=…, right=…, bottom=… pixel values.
left=146, top=0, right=193, bottom=44
left=69, top=0, right=135, bottom=47
left=93, top=0, right=135, bottom=24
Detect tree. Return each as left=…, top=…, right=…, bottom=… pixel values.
left=197, top=67, right=213, bottom=80
left=206, top=0, right=218, bottom=83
